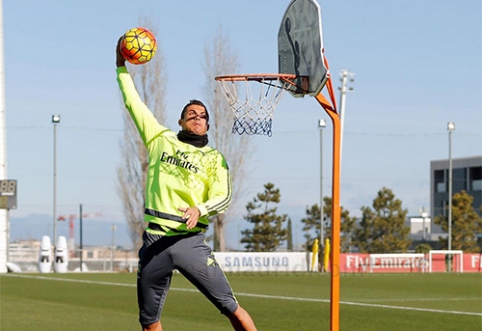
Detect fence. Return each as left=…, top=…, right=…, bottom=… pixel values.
left=7, top=242, right=137, bottom=273
left=6, top=243, right=482, bottom=273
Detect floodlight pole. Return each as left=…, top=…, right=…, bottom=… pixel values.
left=447, top=122, right=455, bottom=272
left=52, top=114, right=60, bottom=252
left=111, top=224, right=117, bottom=271
left=315, top=92, right=341, bottom=331
left=80, top=203, right=83, bottom=272
left=338, top=69, right=354, bottom=167
left=419, top=207, right=428, bottom=241
left=319, top=118, right=327, bottom=267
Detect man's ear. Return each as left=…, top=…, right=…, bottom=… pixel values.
left=206, top=124, right=210, bottom=131
left=178, top=118, right=183, bottom=127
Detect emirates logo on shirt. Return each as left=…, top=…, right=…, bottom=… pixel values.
left=160, top=150, right=200, bottom=173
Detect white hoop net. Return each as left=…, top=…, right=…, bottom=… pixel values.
left=215, top=74, right=295, bottom=136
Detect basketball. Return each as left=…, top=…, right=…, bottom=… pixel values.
left=120, top=27, right=157, bottom=65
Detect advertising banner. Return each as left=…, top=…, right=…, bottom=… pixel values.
left=214, top=252, right=311, bottom=272
left=213, top=252, right=482, bottom=273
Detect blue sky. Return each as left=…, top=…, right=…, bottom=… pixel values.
left=4, top=0, right=481, bottom=248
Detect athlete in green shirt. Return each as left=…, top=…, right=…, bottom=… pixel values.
left=116, top=39, right=257, bottom=331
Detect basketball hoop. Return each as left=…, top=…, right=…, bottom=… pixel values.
left=215, top=74, right=304, bottom=136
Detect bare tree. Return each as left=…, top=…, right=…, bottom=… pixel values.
left=117, top=19, right=166, bottom=250
left=203, top=26, right=253, bottom=251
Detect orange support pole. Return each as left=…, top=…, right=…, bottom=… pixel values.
left=315, top=91, right=341, bottom=331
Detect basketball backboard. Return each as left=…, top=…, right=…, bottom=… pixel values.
left=278, top=0, right=328, bottom=97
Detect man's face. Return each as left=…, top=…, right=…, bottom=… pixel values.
left=179, top=104, right=209, bottom=135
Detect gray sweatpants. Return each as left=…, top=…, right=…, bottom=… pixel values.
left=137, top=231, right=239, bottom=325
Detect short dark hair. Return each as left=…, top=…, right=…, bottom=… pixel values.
left=180, top=99, right=209, bottom=123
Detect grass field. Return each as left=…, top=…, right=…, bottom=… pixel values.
left=1, top=272, right=480, bottom=331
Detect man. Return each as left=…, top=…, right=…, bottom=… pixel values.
left=116, top=39, right=258, bottom=331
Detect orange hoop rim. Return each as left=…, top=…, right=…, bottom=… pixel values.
left=215, top=73, right=311, bottom=95
left=215, top=73, right=297, bottom=83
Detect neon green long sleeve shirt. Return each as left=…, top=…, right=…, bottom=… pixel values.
left=116, top=67, right=232, bottom=236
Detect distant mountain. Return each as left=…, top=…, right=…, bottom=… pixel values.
left=9, top=213, right=133, bottom=249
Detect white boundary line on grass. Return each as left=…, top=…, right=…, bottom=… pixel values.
left=234, top=292, right=482, bottom=317
left=358, top=297, right=479, bottom=302
left=4, top=274, right=481, bottom=317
